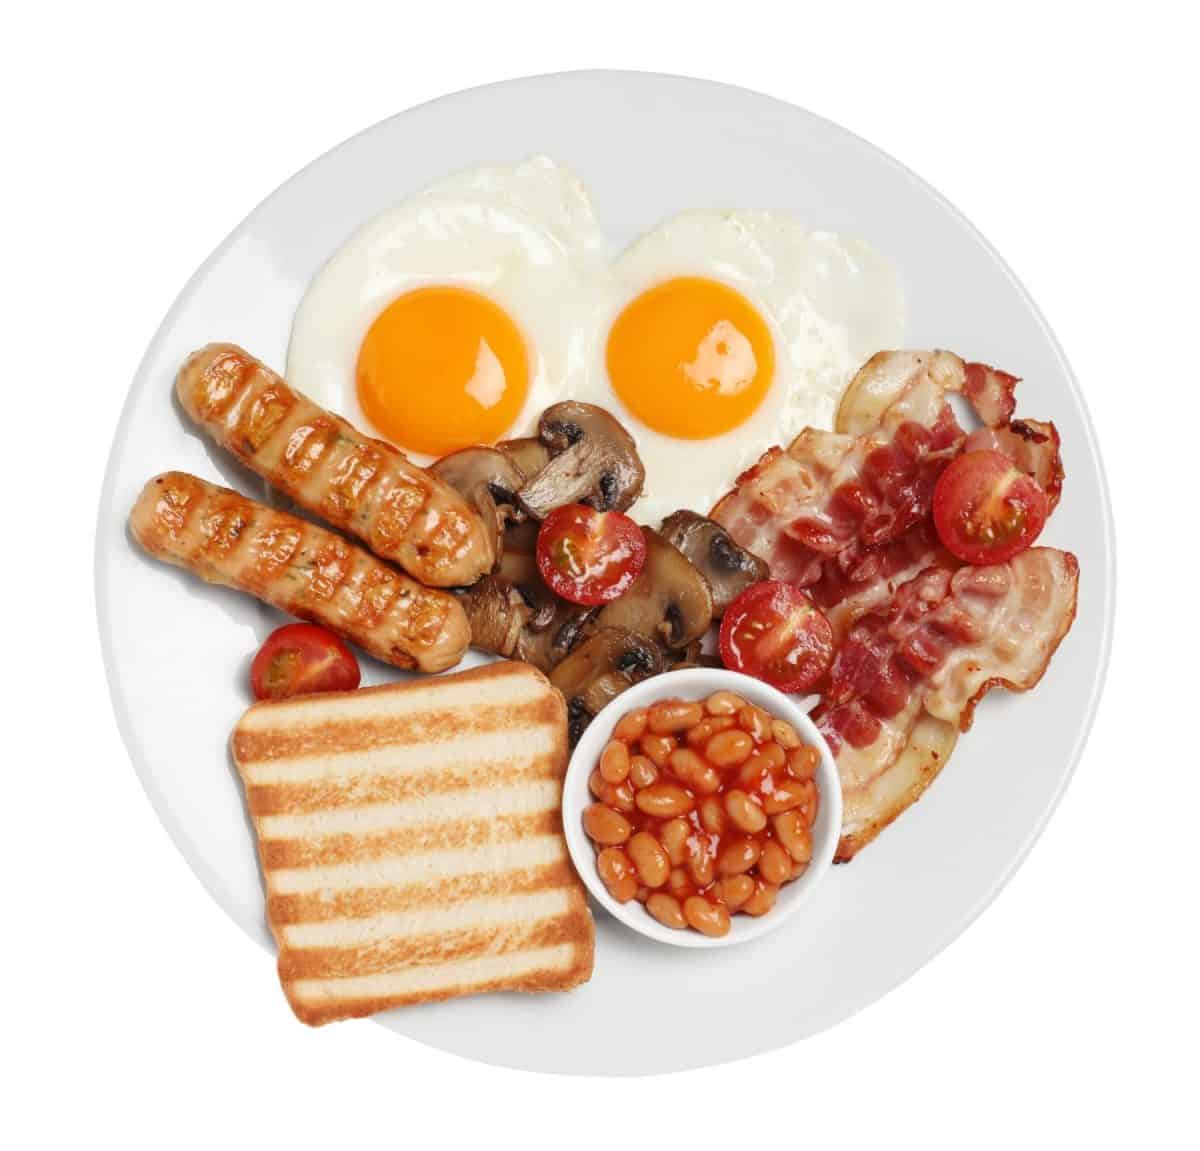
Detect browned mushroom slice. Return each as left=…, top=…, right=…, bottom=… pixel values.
left=517, top=402, right=645, bottom=519
left=430, top=447, right=526, bottom=565
left=594, top=529, right=713, bottom=650
left=495, top=518, right=583, bottom=635
left=458, top=575, right=532, bottom=660
left=550, top=627, right=664, bottom=743
left=497, top=518, right=539, bottom=587
left=522, top=594, right=598, bottom=670
left=459, top=574, right=595, bottom=671
left=659, top=509, right=769, bottom=616
left=497, top=436, right=552, bottom=481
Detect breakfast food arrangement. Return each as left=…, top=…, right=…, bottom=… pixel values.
left=122, top=153, right=1081, bottom=1025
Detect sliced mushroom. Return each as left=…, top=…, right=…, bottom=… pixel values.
left=659, top=510, right=769, bottom=616
left=550, top=627, right=664, bottom=743
left=517, top=402, right=645, bottom=519
left=459, top=574, right=595, bottom=671
left=458, top=575, right=531, bottom=661
left=516, top=574, right=559, bottom=631
left=430, top=447, right=526, bottom=564
left=521, top=591, right=598, bottom=670
left=497, top=436, right=552, bottom=481
left=595, top=529, right=713, bottom=650
left=497, top=519, right=540, bottom=587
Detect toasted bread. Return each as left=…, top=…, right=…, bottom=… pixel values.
left=231, top=661, right=594, bottom=1025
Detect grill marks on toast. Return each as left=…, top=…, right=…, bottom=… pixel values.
left=233, top=694, right=561, bottom=761
left=267, top=861, right=579, bottom=925
left=245, top=754, right=562, bottom=816
left=231, top=662, right=594, bottom=1024
left=260, top=808, right=563, bottom=871
left=289, top=946, right=583, bottom=1024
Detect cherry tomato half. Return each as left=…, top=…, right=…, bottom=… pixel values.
left=535, top=504, right=647, bottom=605
left=250, top=623, right=361, bottom=701
left=719, top=581, right=835, bottom=693
left=932, top=449, right=1049, bottom=566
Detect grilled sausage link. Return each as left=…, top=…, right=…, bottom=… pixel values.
left=130, top=472, right=469, bottom=673
left=175, top=344, right=495, bottom=587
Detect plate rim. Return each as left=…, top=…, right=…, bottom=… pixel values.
left=94, top=68, right=1117, bottom=1070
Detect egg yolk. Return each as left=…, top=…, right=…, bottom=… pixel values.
left=356, top=286, right=529, bottom=456
left=606, top=276, right=774, bottom=439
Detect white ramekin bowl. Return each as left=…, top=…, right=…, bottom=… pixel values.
left=562, top=667, right=841, bottom=948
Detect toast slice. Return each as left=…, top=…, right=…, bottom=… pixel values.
left=231, top=660, right=594, bottom=1025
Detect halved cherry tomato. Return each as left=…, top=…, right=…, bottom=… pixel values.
left=535, top=504, right=647, bottom=605
left=719, top=581, right=835, bottom=693
left=932, top=449, right=1049, bottom=565
left=250, top=623, right=361, bottom=701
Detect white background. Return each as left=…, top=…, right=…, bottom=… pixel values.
left=4, top=2, right=1195, bottom=1146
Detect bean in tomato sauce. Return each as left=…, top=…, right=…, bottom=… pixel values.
left=583, top=693, right=821, bottom=937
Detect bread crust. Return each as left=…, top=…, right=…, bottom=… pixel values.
left=231, top=661, right=594, bottom=1024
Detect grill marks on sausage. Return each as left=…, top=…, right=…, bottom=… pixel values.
left=175, top=344, right=494, bottom=586
left=371, top=473, right=428, bottom=556
left=130, top=473, right=466, bottom=672
left=324, top=440, right=389, bottom=525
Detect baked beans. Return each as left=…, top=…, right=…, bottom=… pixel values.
left=597, top=846, right=638, bottom=902
left=646, top=892, right=688, bottom=929
left=582, top=693, right=822, bottom=937
left=599, top=739, right=630, bottom=784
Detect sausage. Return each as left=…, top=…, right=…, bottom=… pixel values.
left=129, top=472, right=469, bottom=673
left=175, top=344, right=495, bottom=587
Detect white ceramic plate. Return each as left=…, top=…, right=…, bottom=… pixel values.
left=96, top=71, right=1114, bottom=1075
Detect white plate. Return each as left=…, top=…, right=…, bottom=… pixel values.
left=96, top=71, right=1114, bottom=1075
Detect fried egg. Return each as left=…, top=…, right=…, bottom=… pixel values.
left=287, top=160, right=906, bottom=528
left=581, top=211, right=906, bottom=524
left=287, top=156, right=606, bottom=460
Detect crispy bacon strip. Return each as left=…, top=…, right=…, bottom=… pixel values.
left=962, top=362, right=1018, bottom=428
left=815, top=548, right=1079, bottom=860
left=833, top=350, right=970, bottom=436
left=809, top=521, right=958, bottom=641
left=838, top=713, right=959, bottom=862
left=711, top=352, right=968, bottom=588
left=711, top=351, right=1063, bottom=639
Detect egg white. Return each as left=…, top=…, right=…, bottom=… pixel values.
left=580, top=211, right=907, bottom=526
left=286, top=156, right=608, bottom=463
left=286, top=161, right=907, bottom=526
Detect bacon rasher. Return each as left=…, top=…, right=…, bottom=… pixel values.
left=711, top=351, right=1062, bottom=639
left=816, top=548, right=1079, bottom=860
left=711, top=350, right=1075, bottom=860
